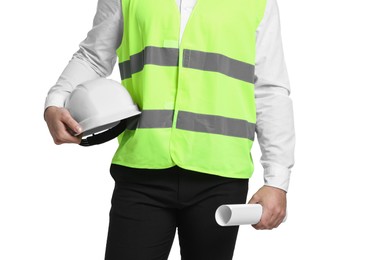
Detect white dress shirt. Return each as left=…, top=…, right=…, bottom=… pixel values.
left=44, top=0, right=295, bottom=191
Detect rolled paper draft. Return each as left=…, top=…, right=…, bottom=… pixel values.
left=215, top=204, right=263, bottom=226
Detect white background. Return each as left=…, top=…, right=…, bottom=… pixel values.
left=1, top=0, right=368, bottom=259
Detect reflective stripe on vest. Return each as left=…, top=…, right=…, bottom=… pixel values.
left=119, top=47, right=255, bottom=84
left=176, top=111, right=255, bottom=141
left=126, top=110, right=255, bottom=141
left=113, top=0, right=267, bottom=179
left=183, top=49, right=254, bottom=83
left=119, top=47, right=179, bottom=80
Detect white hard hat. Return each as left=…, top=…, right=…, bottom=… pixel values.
left=65, top=78, right=141, bottom=146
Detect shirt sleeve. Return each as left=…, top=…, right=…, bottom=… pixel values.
left=254, top=0, right=295, bottom=192
left=44, top=0, right=123, bottom=110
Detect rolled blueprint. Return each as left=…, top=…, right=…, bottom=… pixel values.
left=215, top=204, right=263, bottom=226
left=215, top=204, right=288, bottom=226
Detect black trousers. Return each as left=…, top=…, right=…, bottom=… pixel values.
left=105, top=164, right=249, bottom=260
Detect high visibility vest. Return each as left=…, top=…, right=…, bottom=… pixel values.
left=112, top=0, right=267, bottom=179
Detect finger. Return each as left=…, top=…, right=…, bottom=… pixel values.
left=272, top=209, right=287, bottom=228
left=64, top=129, right=83, bottom=143
left=260, top=207, right=286, bottom=229
left=253, top=204, right=286, bottom=230
left=61, top=124, right=83, bottom=143
left=252, top=208, right=272, bottom=230
left=248, top=194, right=260, bottom=205
left=53, top=121, right=82, bottom=144
left=58, top=132, right=82, bottom=144
left=267, top=213, right=280, bottom=229
left=60, top=109, right=82, bottom=135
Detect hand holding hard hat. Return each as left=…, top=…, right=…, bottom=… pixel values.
left=44, top=106, right=83, bottom=145
left=65, top=78, right=141, bottom=146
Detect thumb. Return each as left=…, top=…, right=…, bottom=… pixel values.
left=248, top=193, right=260, bottom=205
left=61, top=110, right=82, bottom=135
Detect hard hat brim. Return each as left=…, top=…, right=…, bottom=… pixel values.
left=79, top=106, right=141, bottom=137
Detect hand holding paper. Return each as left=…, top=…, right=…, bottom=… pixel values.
left=215, top=204, right=287, bottom=226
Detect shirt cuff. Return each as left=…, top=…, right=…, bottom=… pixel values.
left=263, top=164, right=291, bottom=192
left=44, top=91, right=70, bottom=110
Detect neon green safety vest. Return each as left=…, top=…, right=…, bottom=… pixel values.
left=112, top=0, right=267, bottom=179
